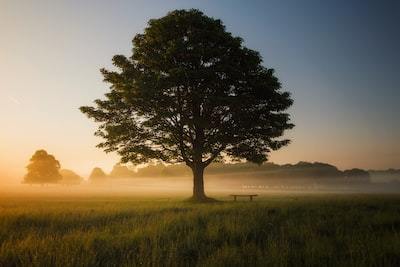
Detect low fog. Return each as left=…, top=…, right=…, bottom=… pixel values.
left=2, top=162, right=400, bottom=198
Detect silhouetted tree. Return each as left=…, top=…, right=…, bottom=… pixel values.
left=80, top=9, right=294, bottom=201
left=89, top=167, right=107, bottom=182
left=24, top=150, right=62, bottom=185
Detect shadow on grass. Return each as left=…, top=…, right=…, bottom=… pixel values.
left=184, top=196, right=223, bottom=204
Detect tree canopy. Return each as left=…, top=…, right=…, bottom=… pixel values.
left=24, top=150, right=62, bottom=184
left=80, top=9, right=294, bottom=200
left=89, top=167, right=107, bottom=182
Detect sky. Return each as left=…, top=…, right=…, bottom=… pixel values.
left=1, top=0, right=399, bottom=181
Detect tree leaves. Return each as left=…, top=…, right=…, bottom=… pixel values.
left=80, top=9, right=294, bottom=169
left=24, top=150, right=62, bottom=184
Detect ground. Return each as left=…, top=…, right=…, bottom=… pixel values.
left=0, top=193, right=400, bottom=266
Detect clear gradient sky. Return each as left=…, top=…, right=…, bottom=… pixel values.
left=1, top=0, right=399, bottom=181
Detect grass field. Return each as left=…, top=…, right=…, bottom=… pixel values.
left=1, top=194, right=400, bottom=266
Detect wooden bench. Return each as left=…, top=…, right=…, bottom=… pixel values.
left=230, top=194, right=258, bottom=201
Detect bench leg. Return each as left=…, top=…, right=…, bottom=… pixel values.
left=250, top=196, right=253, bottom=201
left=234, top=196, right=237, bottom=201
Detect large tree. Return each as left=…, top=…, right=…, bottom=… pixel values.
left=24, top=149, right=62, bottom=185
left=80, top=9, right=294, bottom=201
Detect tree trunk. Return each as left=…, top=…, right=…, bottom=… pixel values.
left=191, top=165, right=207, bottom=201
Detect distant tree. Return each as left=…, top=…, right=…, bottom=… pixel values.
left=135, top=164, right=167, bottom=177
left=80, top=9, right=294, bottom=201
left=343, top=168, right=370, bottom=177
left=283, top=161, right=342, bottom=178
left=343, top=168, right=370, bottom=184
left=369, top=169, right=400, bottom=183
left=59, top=169, right=83, bottom=185
left=110, top=164, right=136, bottom=178
left=24, top=150, right=62, bottom=185
left=89, top=167, right=107, bottom=182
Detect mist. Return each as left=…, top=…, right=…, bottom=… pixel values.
left=3, top=161, right=399, bottom=199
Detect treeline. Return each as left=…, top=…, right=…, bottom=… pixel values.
left=23, top=149, right=399, bottom=186
left=108, top=161, right=344, bottom=178
left=103, top=161, right=400, bottom=184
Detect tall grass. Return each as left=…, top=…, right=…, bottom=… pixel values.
left=0, top=194, right=400, bottom=266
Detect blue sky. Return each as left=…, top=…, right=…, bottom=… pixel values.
left=1, top=0, right=399, bottom=179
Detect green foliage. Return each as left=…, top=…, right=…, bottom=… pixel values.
left=80, top=9, right=294, bottom=169
left=23, top=150, right=62, bottom=184
left=1, top=195, right=400, bottom=266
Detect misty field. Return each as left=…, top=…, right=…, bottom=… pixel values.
left=0, top=194, right=400, bottom=266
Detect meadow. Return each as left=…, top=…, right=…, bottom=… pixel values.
left=0, top=193, right=400, bottom=266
